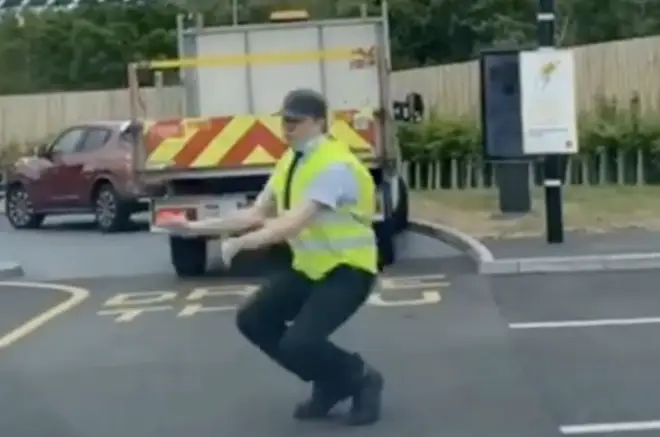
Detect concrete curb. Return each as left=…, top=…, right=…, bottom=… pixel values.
left=408, top=219, right=494, bottom=274
left=0, top=262, right=24, bottom=279
left=410, top=219, right=660, bottom=275
left=482, top=252, right=660, bottom=275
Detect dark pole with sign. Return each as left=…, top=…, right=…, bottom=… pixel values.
left=538, top=0, right=564, bottom=243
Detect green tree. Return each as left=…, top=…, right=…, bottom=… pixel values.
left=0, top=0, right=659, bottom=94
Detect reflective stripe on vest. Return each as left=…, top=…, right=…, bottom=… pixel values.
left=290, top=234, right=376, bottom=252
left=289, top=206, right=374, bottom=251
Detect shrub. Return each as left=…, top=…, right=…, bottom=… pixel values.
left=397, top=95, right=660, bottom=160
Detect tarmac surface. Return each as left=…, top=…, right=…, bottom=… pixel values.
left=1, top=214, right=660, bottom=436
left=483, top=230, right=660, bottom=258
left=494, top=271, right=660, bottom=436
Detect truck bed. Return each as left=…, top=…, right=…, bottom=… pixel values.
left=134, top=16, right=388, bottom=180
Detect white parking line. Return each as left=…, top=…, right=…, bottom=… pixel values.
left=561, top=420, right=660, bottom=434
left=509, top=317, right=660, bottom=329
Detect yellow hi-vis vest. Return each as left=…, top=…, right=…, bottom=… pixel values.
left=270, top=137, right=378, bottom=280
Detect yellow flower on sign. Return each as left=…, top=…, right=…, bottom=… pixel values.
left=539, top=60, right=559, bottom=88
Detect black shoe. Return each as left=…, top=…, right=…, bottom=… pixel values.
left=347, top=366, right=383, bottom=426
left=293, top=382, right=349, bottom=420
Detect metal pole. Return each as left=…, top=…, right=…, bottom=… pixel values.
left=380, top=0, right=392, bottom=71
left=176, top=14, right=184, bottom=82
left=539, top=0, right=564, bottom=243
left=232, top=0, right=238, bottom=25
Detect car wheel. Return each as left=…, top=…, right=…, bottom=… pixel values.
left=94, top=183, right=130, bottom=233
left=170, top=236, right=207, bottom=277
left=5, top=185, right=45, bottom=229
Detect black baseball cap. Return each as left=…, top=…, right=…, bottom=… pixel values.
left=280, top=88, right=327, bottom=120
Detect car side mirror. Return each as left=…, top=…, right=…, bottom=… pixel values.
left=406, top=92, right=424, bottom=121
left=36, top=144, right=51, bottom=158
left=392, top=92, right=425, bottom=123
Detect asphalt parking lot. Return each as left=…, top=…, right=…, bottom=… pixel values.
left=0, top=273, right=564, bottom=437
left=2, top=213, right=660, bottom=436
left=493, top=271, right=660, bottom=436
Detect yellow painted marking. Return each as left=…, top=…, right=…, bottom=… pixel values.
left=98, top=306, right=173, bottom=323
left=330, top=119, right=371, bottom=151
left=104, top=291, right=177, bottom=306
left=371, top=274, right=447, bottom=307
left=96, top=275, right=449, bottom=323
left=144, top=47, right=363, bottom=70
left=368, top=291, right=441, bottom=307
left=178, top=304, right=235, bottom=317
left=0, top=281, right=90, bottom=349
left=380, top=274, right=450, bottom=290
left=190, top=116, right=255, bottom=167
left=180, top=285, right=257, bottom=317
left=187, top=285, right=258, bottom=301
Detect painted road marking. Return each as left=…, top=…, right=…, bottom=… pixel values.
left=98, top=274, right=449, bottom=323
left=510, top=317, right=660, bottom=330
left=561, top=419, right=660, bottom=434
left=0, top=281, right=89, bottom=349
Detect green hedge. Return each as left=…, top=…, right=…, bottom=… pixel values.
left=397, top=95, right=660, bottom=161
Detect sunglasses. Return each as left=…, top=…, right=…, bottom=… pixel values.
left=282, top=116, right=306, bottom=125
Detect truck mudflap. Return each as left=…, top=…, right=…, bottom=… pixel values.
left=139, top=110, right=378, bottom=172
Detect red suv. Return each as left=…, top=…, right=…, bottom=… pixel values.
left=3, top=121, right=149, bottom=232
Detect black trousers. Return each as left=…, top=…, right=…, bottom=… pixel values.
left=236, top=264, right=376, bottom=392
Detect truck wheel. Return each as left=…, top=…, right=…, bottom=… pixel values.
left=374, top=219, right=395, bottom=270
left=94, top=183, right=130, bottom=233
left=170, top=236, right=207, bottom=277
left=393, top=177, right=409, bottom=233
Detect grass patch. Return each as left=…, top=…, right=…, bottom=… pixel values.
left=411, top=185, right=660, bottom=239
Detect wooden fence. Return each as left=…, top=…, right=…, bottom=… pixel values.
left=390, top=35, right=660, bottom=118
left=0, top=86, right=183, bottom=147
left=1, top=35, right=660, bottom=148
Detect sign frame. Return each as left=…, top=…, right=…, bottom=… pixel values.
left=519, top=48, right=578, bottom=156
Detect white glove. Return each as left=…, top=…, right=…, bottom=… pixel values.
left=220, top=238, right=242, bottom=268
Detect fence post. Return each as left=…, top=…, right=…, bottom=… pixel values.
left=580, top=156, right=589, bottom=184
left=598, top=148, right=607, bottom=185
left=636, top=148, right=645, bottom=186
left=450, top=155, right=458, bottom=189
left=465, top=157, right=473, bottom=189
left=616, top=149, right=625, bottom=184
left=433, top=161, right=442, bottom=189
left=475, top=158, right=484, bottom=188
